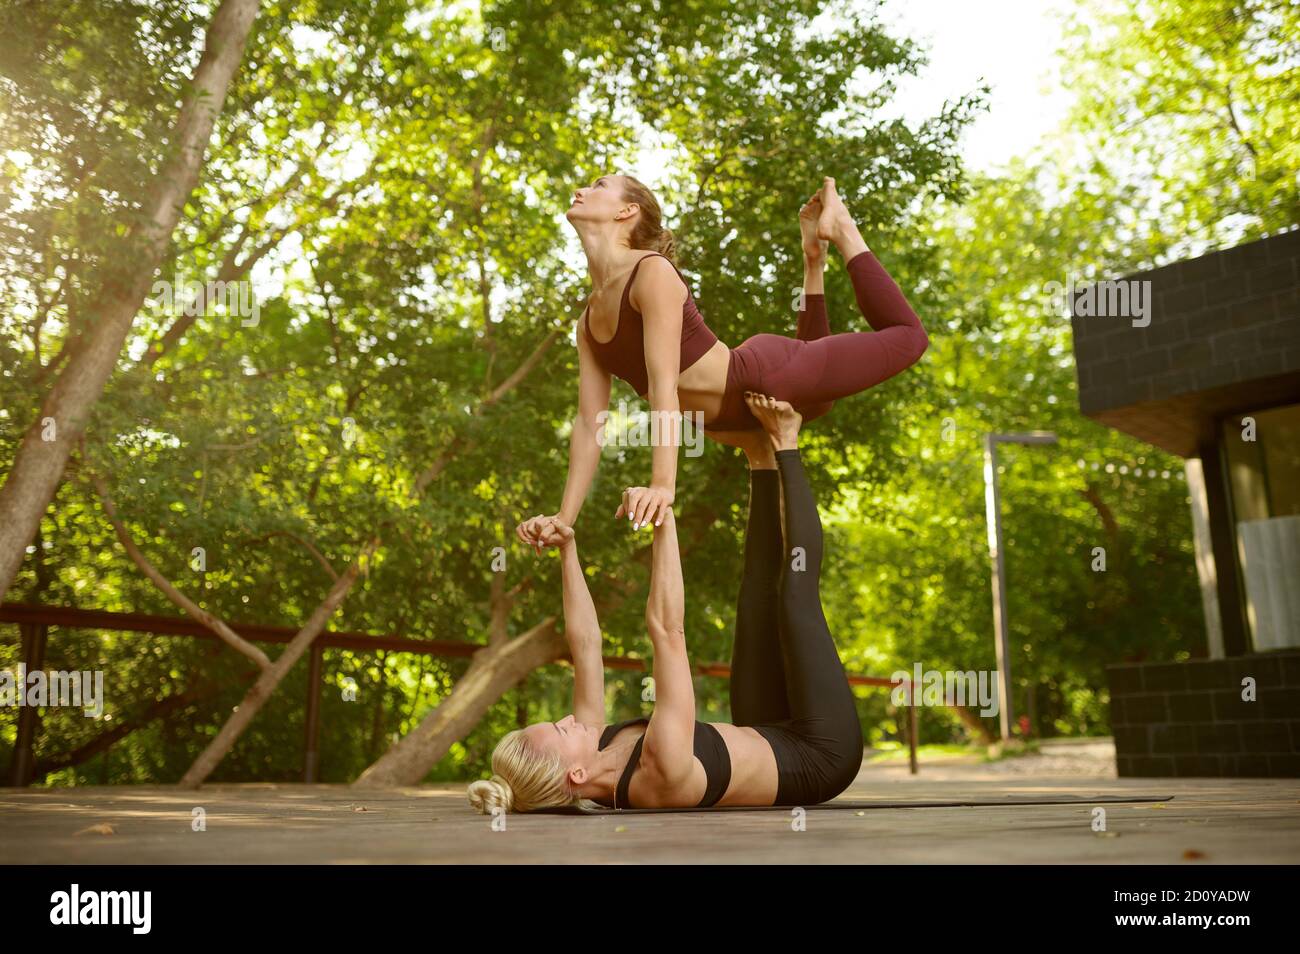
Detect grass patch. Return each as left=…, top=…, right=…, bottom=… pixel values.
left=866, top=742, right=980, bottom=763
left=867, top=739, right=1044, bottom=764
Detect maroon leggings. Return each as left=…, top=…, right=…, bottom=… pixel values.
left=705, top=250, right=928, bottom=431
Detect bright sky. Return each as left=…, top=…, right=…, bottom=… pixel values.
left=269, top=1, right=1086, bottom=306
left=874, top=0, right=1076, bottom=173
left=630, top=0, right=1078, bottom=205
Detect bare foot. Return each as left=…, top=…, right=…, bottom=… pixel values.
left=798, top=192, right=829, bottom=262
left=815, top=177, right=868, bottom=260
left=743, top=392, right=801, bottom=452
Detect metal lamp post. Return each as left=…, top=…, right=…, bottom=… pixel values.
left=983, top=431, right=1058, bottom=742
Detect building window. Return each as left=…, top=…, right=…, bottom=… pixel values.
left=1221, top=402, right=1300, bottom=651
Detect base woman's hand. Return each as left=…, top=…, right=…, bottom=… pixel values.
left=534, top=517, right=575, bottom=550
left=517, top=514, right=575, bottom=554
left=516, top=513, right=558, bottom=555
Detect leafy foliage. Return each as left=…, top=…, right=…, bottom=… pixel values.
left=2, top=0, right=1291, bottom=782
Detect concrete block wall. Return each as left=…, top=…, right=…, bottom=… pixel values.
left=1072, top=229, right=1300, bottom=415
left=1107, top=651, right=1300, bottom=777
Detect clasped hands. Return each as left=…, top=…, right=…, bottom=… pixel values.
left=514, top=513, right=574, bottom=555
left=515, top=486, right=674, bottom=555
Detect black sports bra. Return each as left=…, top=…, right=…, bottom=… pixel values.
left=597, top=716, right=732, bottom=809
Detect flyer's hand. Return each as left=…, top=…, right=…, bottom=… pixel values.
left=615, top=485, right=674, bottom=530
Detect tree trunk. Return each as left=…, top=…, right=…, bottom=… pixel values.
left=179, top=537, right=378, bottom=787
left=32, top=681, right=222, bottom=782
left=353, top=617, right=564, bottom=787
left=351, top=475, right=729, bottom=787
left=92, top=472, right=272, bottom=670
left=0, top=0, right=262, bottom=604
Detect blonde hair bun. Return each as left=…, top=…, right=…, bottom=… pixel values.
left=466, top=774, right=514, bottom=815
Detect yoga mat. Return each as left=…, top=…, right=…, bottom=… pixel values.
left=532, top=794, right=1175, bottom=815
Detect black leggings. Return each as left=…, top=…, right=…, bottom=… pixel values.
left=728, top=449, right=864, bottom=805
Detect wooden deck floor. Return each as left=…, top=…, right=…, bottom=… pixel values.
left=4, top=765, right=1298, bottom=864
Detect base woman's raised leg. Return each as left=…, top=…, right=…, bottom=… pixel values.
left=744, top=393, right=863, bottom=795
left=727, top=430, right=791, bottom=727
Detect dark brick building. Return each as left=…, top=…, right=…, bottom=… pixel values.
left=1069, top=228, right=1300, bottom=778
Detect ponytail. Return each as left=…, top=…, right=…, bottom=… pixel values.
left=621, top=175, right=679, bottom=266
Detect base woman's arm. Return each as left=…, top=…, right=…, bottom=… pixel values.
left=549, top=522, right=605, bottom=725
left=634, top=502, right=696, bottom=785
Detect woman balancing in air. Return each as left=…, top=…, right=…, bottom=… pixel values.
left=467, top=395, right=863, bottom=812
left=516, top=174, right=928, bottom=544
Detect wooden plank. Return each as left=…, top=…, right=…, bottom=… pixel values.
left=1, top=778, right=1297, bottom=864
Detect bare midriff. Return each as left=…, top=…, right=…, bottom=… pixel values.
left=596, top=719, right=779, bottom=809
left=675, top=339, right=731, bottom=423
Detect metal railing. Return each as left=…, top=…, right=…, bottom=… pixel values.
left=1, top=602, right=918, bottom=785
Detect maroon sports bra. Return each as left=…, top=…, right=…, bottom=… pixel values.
left=581, top=252, right=720, bottom=396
